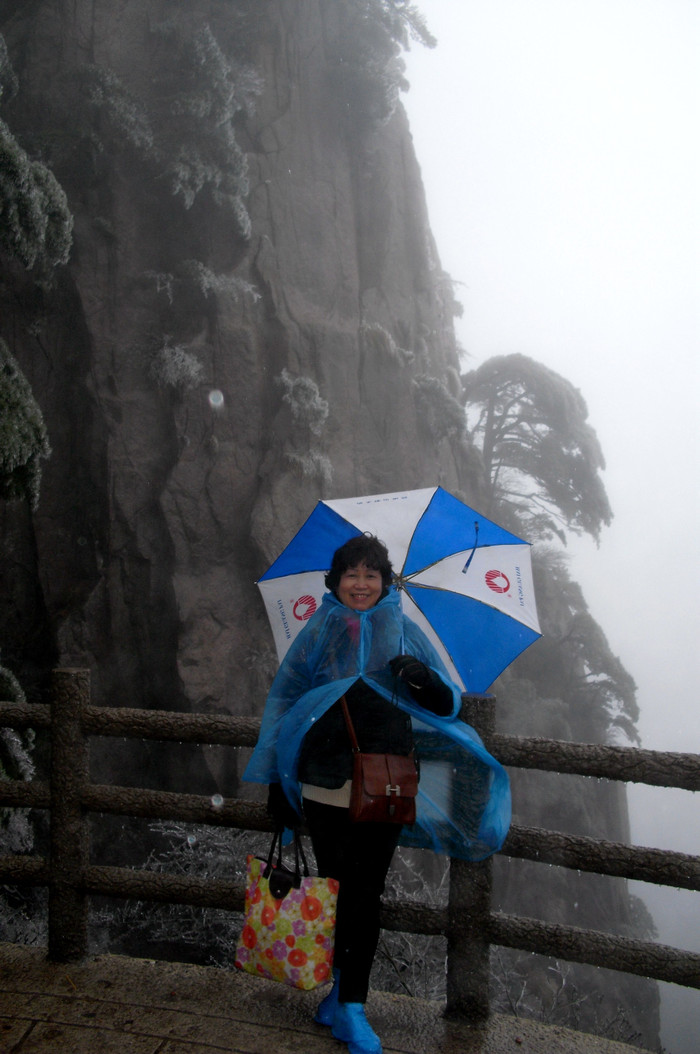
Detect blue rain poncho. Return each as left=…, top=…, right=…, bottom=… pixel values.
left=243, top=588, right=510, bottom=861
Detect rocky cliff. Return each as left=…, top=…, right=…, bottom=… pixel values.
left=1, top=0, right=475, bottom=790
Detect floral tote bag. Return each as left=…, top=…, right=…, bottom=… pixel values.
left=235, top=833, right=338, bottom=990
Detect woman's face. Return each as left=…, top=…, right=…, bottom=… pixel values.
left=336, top=562, right=383, bottom=611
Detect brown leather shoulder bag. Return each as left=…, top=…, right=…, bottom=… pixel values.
left=341, top=696, right=418, bottom=825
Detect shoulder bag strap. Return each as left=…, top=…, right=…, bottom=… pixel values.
left=340, top=695, right=361, bottom=754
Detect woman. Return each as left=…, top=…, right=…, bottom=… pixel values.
left=244, top=534, right=510, bottom=1054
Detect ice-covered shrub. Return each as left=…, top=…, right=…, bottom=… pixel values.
left=149, top=339, right=204, bottom=392
left=360, top=321, right=412, bottom=364
left=412, top=374, right=466, bottom=442
left=285, top=451, right=333, bottom=486
left=80, top=64, right=154, bottom=152
left=91, top=822, right=448, bottom=997
left=276, top=369, right=329, bottom=436
left=145, top=262, right=260, bottom=307
left=91, top=821, right=269, bottom=963
left=0, top=659, right=34, bottom=786
left=181, top=260, right=260, bottom=302
left=0, top=662, right=39, bottom=946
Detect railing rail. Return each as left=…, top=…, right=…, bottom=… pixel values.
left=490, top=732, right=700, bottom=790
left=0, top=669, right=698, bottom=1018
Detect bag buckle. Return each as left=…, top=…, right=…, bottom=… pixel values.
left=386, top=784, right=401, bottom=817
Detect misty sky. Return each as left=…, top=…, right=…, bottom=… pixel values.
left=401, top=3, right=698, bottom=1048
left=403, top=0, right=698, bottom=767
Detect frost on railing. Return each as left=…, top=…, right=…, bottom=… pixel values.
left=0, top=669, right=698, bottom=1016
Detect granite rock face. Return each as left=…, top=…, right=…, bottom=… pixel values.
left=0, top=1, right=476, bottom=788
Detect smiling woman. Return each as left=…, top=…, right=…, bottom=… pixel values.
left=326, top=535, right=391, bottom=611
left=244, top=532, right=510, bottom=1053
left=336, top=566, right=383, bottom=610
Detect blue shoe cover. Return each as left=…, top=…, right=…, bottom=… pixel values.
left=331, top=1002, right=383, bottom=1054
left=314, top=969, right=340, bottom=1026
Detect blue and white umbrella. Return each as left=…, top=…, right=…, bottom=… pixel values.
left=258, top=486, right=541, bottom=692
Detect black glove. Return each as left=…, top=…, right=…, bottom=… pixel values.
left=389, top=654, right=453, bottom=716
left=389, top=654, right=432, bottom=688
left=267, top=782, right=299, bottom=830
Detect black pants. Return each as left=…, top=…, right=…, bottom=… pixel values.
left=303, top=798, right=402, bottom=1005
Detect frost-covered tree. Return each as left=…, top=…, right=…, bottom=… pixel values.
left=332, top=0, right=435, bottom=126
left=0, top=34, right=72, bottom=270
left=365, top=0, right=436, bottom=50
left=0, top=116, right=73, bottom=270
left=463, top=357, right=639, bottom=742
left=462, top=354, right=612, bottom=543
left=0, top=339, right=51, bottom=509
left=150, top=22, right=263, bottom=235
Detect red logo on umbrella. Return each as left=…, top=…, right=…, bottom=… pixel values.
left=293, top=595, right=317, bottom=621
left=485, top=570, right=510, bottom=594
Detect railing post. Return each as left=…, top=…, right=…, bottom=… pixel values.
left=445, top=694, right=495, bottom=1020
left=49, top=668, right=90, bottom=962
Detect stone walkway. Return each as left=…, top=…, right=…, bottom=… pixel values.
left=0, top=942, right=643, bottom=1053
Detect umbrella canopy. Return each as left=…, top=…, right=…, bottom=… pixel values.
left=257, top=486, right=541, bottom=692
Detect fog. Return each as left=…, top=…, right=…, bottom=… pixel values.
left=402, top=2, right=699, bottom=1050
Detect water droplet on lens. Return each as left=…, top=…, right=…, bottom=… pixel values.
left=187, top=835, right=197, bottom=847
left=211, top=794, right=224, bottom=810
left=209, top=389, right=224, bottom=409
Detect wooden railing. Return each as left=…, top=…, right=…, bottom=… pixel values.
left=0, top=668, right=698, bottom=1019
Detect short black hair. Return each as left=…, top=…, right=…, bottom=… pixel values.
left=324, top=534, right=394, bottom=593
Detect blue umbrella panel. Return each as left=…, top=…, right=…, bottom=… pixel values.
left=258, top=486, right=541, bottom=692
